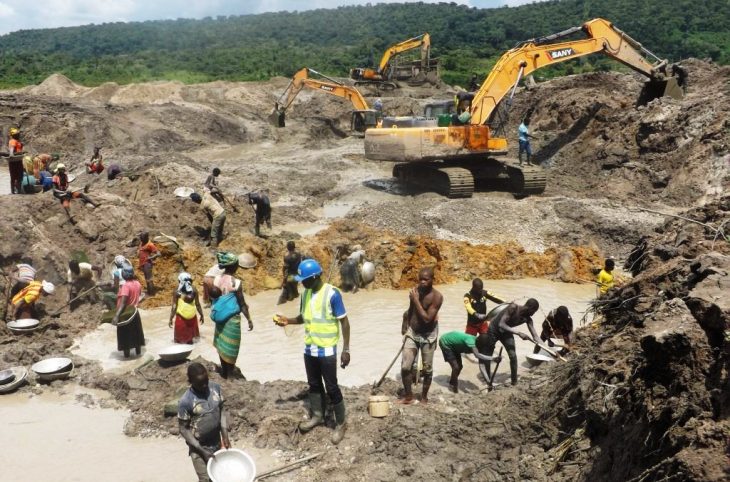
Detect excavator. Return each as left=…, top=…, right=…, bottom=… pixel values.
left=350, top=33, right=438, bottom=90
left=364, top=18, right=686, bottom=198
left=271, top=68, right=378, bottom=133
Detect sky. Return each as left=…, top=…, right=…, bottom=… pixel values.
left=0, top=0, right=538, bottom=35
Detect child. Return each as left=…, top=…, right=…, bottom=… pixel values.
left=439, top=331, right=501, bottom=393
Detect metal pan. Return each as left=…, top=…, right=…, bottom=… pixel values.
left=8, top=318, right=40, bottom=329
left=526, top=353, right=555, bottom=367
left=31, top=357, right=73, bottom=375
left=158, top=344, right=194, bottom=362
left=0, top=369, right=15, bottom=385
left=0, top=367, right=27, bottom=394
left=37, top=366, right=74, bottom=383
left=116, top=307, right=138, bottom=327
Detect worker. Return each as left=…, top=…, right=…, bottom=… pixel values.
left=463, top=278, right=504, bottom=336
left=107, top=163, right=123, bottom=180
left=477, top=299, right=541, bottom=386
left=32, top=153, right=56, bottom=179
left=399, top=266, right=443, bottom=404
left=204, top=168, right=222, bottom=201
left=439, top=331, right=501, bottom=393
left=672, top=64, right=688, bottom=93
left=52, top=163, right=99, bottom=220
left=277, top=240, right=302, bottom=305
left=10, top=280, right=55, bottom=320
left=596, top=258, right=615, bottom=295
left=518, top=117, right=536, bottom=165
left=86, top=147, right=104, bottom=174
left=468, top=73, right=479, bottom=92
left=248, top=190, right=271, bottom=237
left=178, top=362, right=230, bottom=482
left=7, top=127, right=24, bottom=194
left=274, top=259, right=351, bottom=444
left=211, top=251, right=253, bottom=379
left=99, top=255, right=132, bottom=310
left=8, top=261, right=36, bottom=299
left=533, top=306, right=573, bottom=353
left=111, top=267, right=145, bottom=358
left=137, top=231, right=160, bottom=296
left=190, top=192, right=226, bottom=248
left=67, top=259, right=102, bottom=309
left=339, top=245, right=366, bottom=293
left=169, top=272, right=204, bottom=344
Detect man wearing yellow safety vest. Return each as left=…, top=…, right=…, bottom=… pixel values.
left=275, top=259, right=351, bottom=444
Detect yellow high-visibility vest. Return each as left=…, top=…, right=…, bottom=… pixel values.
left=301, top=283, right=339, bottom=348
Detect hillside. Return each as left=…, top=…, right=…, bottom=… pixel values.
left=0, top=0, right=727, bottom=87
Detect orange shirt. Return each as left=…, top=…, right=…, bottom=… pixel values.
left=138, top=241, right=159, bottom=268
left=8, top=138, right=23, bottom=154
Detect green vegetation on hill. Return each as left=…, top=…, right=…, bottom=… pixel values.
left=0, top=0, right=727, bottom=88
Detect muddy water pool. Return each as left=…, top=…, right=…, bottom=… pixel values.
left=74, top=279, right=594, bottom=390
left=0, top=387, right=279, bottom=481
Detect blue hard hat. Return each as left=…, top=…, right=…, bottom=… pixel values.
left=294, top=259, right=322, bottom=282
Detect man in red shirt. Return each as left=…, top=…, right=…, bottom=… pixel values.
left=52, top=163, right=98, bottom=220
left=138, top=232, right=160, bottom=296
left=7, top=127, right=24, bottom=194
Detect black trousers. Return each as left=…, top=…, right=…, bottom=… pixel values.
left=481, top=326, right=518, bottom=384
left=304, top=354, right=343, bottom=405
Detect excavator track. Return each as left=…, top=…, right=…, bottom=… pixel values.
left=355, top=80, right=398, bottom=91
left=505, top=164, right=547, bottom=195
left=393, top=164, right=474, bottom=198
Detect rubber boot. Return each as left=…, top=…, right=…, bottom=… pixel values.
left=331, top=400, right=347, bottom=445
left=298, top=393, right=324, bottom=433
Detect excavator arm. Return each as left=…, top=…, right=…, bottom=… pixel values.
left=271, top=67, right=376, bottom=132
left=274, top=68, right=369, bottom=113
left=377, top=33, right=431, bottom=76
left=471, top=18, right=682, bottom=125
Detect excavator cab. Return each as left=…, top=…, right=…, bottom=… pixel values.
left=351, top=110, right=379, bottom=134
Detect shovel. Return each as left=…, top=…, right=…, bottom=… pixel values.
left=373, top=337, right=406, bottom=390
left=487, top=347, right=503, bottom=391
left=50, top=284, right=99, bottom=316
left=527, top=338, right=567, bottom=362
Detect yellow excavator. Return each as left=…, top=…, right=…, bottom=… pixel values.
left=350, top=33, right=438, bottom=90
left=271, top=68, right=378, bottom=133
left=365, top=18, right=686, bottom=198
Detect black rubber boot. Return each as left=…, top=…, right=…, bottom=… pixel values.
left=331, top=400, right=347, bottom=445
left=299, top=393, right=324, bottom=433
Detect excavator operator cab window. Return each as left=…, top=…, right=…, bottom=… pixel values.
left=352, top=110, right=379, bottom=133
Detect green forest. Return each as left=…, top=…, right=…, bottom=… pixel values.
left=0, top=0, right=727, bottom=88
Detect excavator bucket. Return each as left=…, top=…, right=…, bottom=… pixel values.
left=268, top=108, right=285, bottom=128
left=637, top=77, right=684, bottom=106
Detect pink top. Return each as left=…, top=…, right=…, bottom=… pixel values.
left=117, top=279, right=142, bottom=308
left=213, top=274, right=241, bottom=295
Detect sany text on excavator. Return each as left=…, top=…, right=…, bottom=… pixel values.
left=350, top=33, right=439, bottom=90
left=365, top=18, right=687, bottom=198
left=270, top=68, right=378, bottom=133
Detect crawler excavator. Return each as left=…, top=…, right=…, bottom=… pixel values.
left=365, top=18, right=685, bottom=198
left=350, top=33, right=439, bottom=90
left=271, top=68, right=378, bottom=133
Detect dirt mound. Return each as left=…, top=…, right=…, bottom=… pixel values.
left=25, top=73, right=87, bottom=98
left=506, top=59, right=730, bottom=207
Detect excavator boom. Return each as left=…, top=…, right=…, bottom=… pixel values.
left=271, top=68, right=376, bottom=132
left=471, top=18, right=682, bottom=125
left=350, top=33, right=437, bottom=88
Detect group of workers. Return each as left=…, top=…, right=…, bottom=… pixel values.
left=191, top=168, right=272, bottom=247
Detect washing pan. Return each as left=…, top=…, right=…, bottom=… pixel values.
left=8, top=318, right=40, bottom=330
left=158, top=344, right=194, bottom=362
left=174, top=187, right=195, bottom=198
left=37, top=365, right=74, bottom=382
left=0, top=368, right=15, bottom=385
left=361, top=261, right=375, bottom=285
left=207, top=448, right=256, bottom=482
left=32, top=357, right=73, bottom=375
left=0, top=367, right=28, bottom=394
left=526, top=353, right=555, bottom=367
left=486, top=303, right=509, bottom=322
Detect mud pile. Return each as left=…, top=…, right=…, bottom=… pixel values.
left=506, top=59, right=729, bottom=206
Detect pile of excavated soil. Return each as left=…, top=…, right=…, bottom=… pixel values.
left=506, top=59, right=730, bottom=206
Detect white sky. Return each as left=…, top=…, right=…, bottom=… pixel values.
left=0, top=0, right=537, bottom=35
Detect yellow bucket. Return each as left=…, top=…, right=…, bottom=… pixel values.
left=368, top=395, right=390, bottom=418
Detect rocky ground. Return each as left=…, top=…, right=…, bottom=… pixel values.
left=0, top=59, right=728, bottom=481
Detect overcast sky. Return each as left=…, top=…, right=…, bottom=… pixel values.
left=0, top=0, right=536, bottom=35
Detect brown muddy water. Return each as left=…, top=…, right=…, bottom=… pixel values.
left=0, top=387, right=280, bottom=481
left=73, top=279, right=594, bottom=388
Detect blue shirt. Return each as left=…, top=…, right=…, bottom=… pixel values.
left=518, top=123, right=529, bottom=142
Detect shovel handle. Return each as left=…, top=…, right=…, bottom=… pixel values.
left=374, top=337, right=406, bottom=389
left=529, top=339, right=567, bottom=362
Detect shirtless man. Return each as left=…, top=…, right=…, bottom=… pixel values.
left=399, top=267, right=443, bottom=404
left=477, top=299, right=540, bottom=386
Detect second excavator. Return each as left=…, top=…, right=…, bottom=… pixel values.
left=350, top=33, right=439, bottom=90
left=271, top=68, right=378, bottom=133
left=364, top=18, right=686, bottom=198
